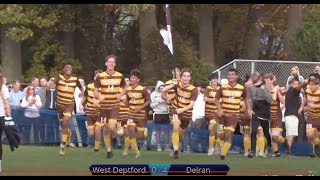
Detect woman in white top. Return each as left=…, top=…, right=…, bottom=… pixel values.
left=21, top=85, right=42, bottom=144
left=0, top=66, right=12, bottom=172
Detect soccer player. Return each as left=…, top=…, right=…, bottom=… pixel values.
left=303, top=78, right=320, bottom=157
left=123, top=69, right=151, bottom=157
left=263, top=73, right=286, bottom=157
left=162, top=68, right=198, bottom=159
left=204, top=73, right=222, bottom=156
left=54, top=64, right=84, bottom=156
left=80, top=69, right=103, bottom=152
left=94, top=55, right=126, bottom=158
left=214, top=68, right=251, bottom=160
left=162, top=65, right=181, bottom=112
left=239, top=76, right=252, bottom=157
left=117, top=76, right=130, bottom=152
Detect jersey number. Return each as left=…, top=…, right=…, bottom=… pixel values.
left=229, top=97, right=235, bottom=103
left=179, top=96, right=186, bottom=103
left=107, top=85, right=114, bottom=92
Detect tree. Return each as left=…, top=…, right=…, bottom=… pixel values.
left=199, top=4, right=214, bottom=63
left=286, top=4, right=303, bottom=60
left=288, top=5, right=320, bottom=61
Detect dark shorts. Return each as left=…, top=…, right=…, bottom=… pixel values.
left=154, top=114, right=170, bottom=124
left=100, top=107, right=120, bottom=122
left=219, top=115, right=240, bottom=132
left=174, top=115, right=191, bottom=130
left=205, top=112, right=219, bottom=123
left=86, top=115, right=100, bottom=126
left=127, top=119, right=146, bottom=128
left=57, top=104, right=74, bottom=121
left=307, top=117, right=320, bottom=130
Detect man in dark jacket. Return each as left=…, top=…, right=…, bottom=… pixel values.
left=249, top=72, right=272, bottom=158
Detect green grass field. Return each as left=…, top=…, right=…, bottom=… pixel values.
left=0, top=145, right=319, bottom=176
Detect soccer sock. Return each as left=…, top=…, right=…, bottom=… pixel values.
left=130, top=138, right=140, bottom=154
left=66, top=129, right=72, bottom=145
left=279, top=136, right=285, bottom=143
left=243, top=136, right=251, bottom=154
left=61, top=134, right=68, bottom=144
left=123, top=137, right=130, bottom=153
left=104, top=133, right=111, bottom=152
left=215, top=137, right=222, bottom=149
left=272, top=140, right=279, bottom=152
left=172, top=132, right=179, bottom=151
left=258, top=136, right=265, bottom=152
left=94, top=140, right=101, bottom=151
left=221, top=142, right=231, bottom=156
left=209, top=135, right=215, bottom=149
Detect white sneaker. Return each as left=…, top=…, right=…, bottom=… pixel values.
left=69, top=143, right=76, bottom=148
left=135, top=153, right=141, bottom=158
left=164, top=144, right=171, bottom=152
left=208, top=148, right=215, bottom=156
left=243, top=153, right=248, bottom=157
left=157, top=144, right=162, bottom=152
left=258, top=151, right=266, bottom=158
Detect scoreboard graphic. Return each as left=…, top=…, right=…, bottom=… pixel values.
left=89, top=164, right=229, bottom=176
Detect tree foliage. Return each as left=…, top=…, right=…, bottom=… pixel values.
left=288, top=5, right=320, bottom=61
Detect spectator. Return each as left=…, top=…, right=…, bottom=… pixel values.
left=7, top=83, right=13, bottom=92
left=23, top=77, right=40, bottom=95
left=285, top=76, right=307, bottom=156
left=190, top=82, right=207, bottom=153
left=36, top=77, right=48, bottom=144
left=150, top=80, right=170, bottom=152
left=36, top=77, right=48, bottom=107
left=314, top=64, right=320, bottom=74
left=74, top=76, right=86, bottom=115
left=9, top=80, right=25, bottom=134
left=286, top=66, right=304, bottom=90
left=9, top=80, right=24, bottom=109
left=44, top=78, right=59, bottom=145
left=21, top=85, right=42, bottom=144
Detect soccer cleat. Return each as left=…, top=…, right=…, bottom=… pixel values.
left=220, top=155, right=225, bottom=160
left=123, top=151, right=128, bottom=156
left=173, top=151, right=179, bottom=159
left=94, top=149, right=99, bottom=152
left=310, top=154, right=316, bottom=158
left=59, top=148, right=65, bottom=156
left=272, top=151, right=281, bottom=157
left=68, top=143, right=76, bottom=148
left=106, top=151, right=113, bottom=159
left=208, top=148, right=215, bottom=156
left=135, top=153, right=141, bottom=158
left=247, top=153, right=254, bottom=158
left=258, top=151, right=266, bottom=158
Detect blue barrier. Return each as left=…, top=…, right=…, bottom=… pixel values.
left=5, top=108, right=314, bottom=156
